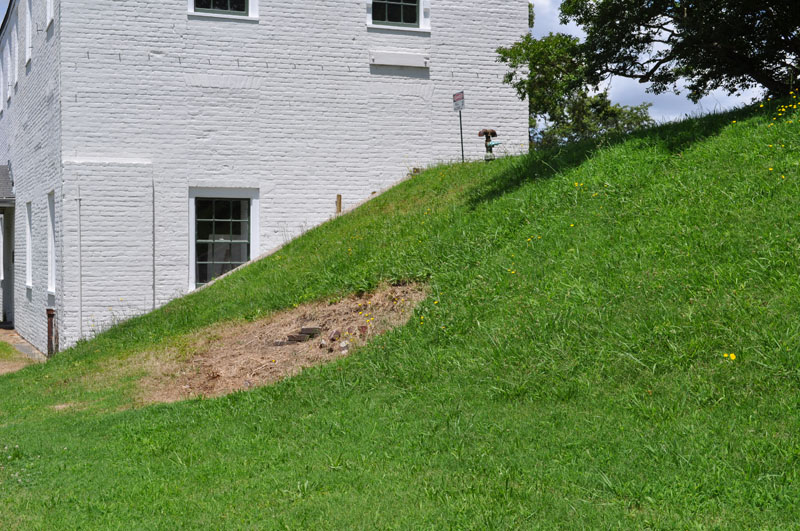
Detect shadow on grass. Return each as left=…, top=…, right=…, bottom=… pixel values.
left=466, top=105, right=749, bottom=208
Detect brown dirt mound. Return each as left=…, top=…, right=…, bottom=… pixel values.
left=139, top=283, right=426, bottom=404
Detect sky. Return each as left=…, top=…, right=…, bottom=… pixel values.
left=0, top=0, right=759, bottom=122
left=530, top=0, right=760, bottom=122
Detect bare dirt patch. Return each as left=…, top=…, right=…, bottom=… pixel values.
left=0, top=360, right=31, bottom=376
left=138, top=283, right=426, bottom=404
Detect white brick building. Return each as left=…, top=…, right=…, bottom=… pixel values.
left=0, top=0, right=528, bottom=355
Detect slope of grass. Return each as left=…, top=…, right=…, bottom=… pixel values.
left=1, top=99, right=799, bottom=528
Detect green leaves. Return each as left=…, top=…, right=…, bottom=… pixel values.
left=497, top=32, right=653, bottom=147
left=560, top=0, right=799, bottom=100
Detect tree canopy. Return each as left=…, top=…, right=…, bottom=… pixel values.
left=560, top=0, right=800, bottom=101
left=497, top=33, right=653, bottom=147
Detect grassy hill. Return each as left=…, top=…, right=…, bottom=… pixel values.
left=1, top=98, right=799, bottom=528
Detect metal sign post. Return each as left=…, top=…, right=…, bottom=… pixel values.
left=453, top=91, right=465, bottom=163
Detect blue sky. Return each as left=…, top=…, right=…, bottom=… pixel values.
left=0, top=0, right=756, bottom=122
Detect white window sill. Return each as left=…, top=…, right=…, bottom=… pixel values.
left=25, top=58, right=31, bottom=67
left=47, top=289, right=55, bottom=296
left=46, top=18, right=54, bottom=30
left=188, top=12, right=259, bottom=23
left=366, top=23, right=430, bottom=34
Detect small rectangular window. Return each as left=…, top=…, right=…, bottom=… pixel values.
left=25, top=0, right=31, bottom=64
left=47, top=192, right=55, bottom=293
left=11, top=19, right=18, bottom=86
left=193, top=0, right=248, bottom=16
left=195, top=197, right=250, bottom=287
left=372, top=0, right=420, bottom=27
left=0, top=55, right=5, bottom=107
left=25, top=202, right=31, bottom=288
left=3, top=45, right=10, bottom=100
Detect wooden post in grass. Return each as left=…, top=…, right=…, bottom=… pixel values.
left=336, top=194, right=342, bottom=215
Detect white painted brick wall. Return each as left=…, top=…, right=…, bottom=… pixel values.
left=3, top=0, right=529, bottom=351
left=0, top=0, right=62, bottom=354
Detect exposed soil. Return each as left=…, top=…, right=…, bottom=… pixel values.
left=138, top=284, right=426, bottom=404
left=0, top=360, right=31, bottom=376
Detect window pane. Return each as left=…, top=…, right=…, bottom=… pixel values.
left=212, top=0, right=228, bottom=11
left=387, top=3, right=402, bottom=22
left=231, top=243, right=249, bottom=263
left=231, top=221, right=248, bottom=240
left=229, top=0, right=246, bottom=12
left=212, top=263, right=227, bottom=279
left=195, top=0, right=212, bottom=9
left=214, top=221, right=231, bottom=239
left=231, top=199, right=249, bottom=220
left=213, top=242, right=232, bottom=262
left=214, top=200, right=231, bottom=220
left=403, top=4, right=417, bottom=24
left=197, top=264, right=210, bottom=285
left=196, top=199, right=214, bottom=220
left=196, top=242, right=212, bottom=262
left=197, top=221, right=214, bottom=241
left=373, top=2, right=386, bottom=22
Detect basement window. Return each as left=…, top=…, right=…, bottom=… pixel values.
left=194, top=198, right=251, bottom=287
left=193, top=0, right=248, bottom=16
left=372, top=0, right=420, bottom=27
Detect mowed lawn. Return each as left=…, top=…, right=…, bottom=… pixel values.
left=0, top=99, right=799, bottom=528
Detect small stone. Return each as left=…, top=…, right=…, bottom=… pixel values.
left=319, top=339, right=328, bottom=349
left=329, top=329, right=341, bottom=341
left=358, top=325, right=368, bottom=336
left=301, top=327, right=322, bottom=337
left=287, top=334, right=311, bottom=342
left=339, top=340, right=350, bottom=351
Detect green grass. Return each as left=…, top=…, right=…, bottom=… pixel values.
left=0, top=341, right=22, bottom=361
left=1, top=99, right=799, bottom=528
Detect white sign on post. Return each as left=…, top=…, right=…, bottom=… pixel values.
left=453, top=91, right=465, bottom=112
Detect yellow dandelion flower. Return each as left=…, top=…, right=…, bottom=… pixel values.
left=723, top=353, right=729, bottom=358
left=730, top=354, right=736, bottom=360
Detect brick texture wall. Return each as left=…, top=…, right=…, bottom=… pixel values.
left=0, top=0, right=62, bottom=354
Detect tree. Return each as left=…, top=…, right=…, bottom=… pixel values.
left=559, top=0, right=800, bottom=101
left=497, top=33, right=653, bottom=147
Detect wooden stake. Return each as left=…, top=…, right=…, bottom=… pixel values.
left=336, top=194, right=342, bottom=215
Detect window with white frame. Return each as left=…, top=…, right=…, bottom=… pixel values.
left=193, top=0, right=248, bottom=16
left=372, top=0, right=420, bottom=27
left=189, top=188, right=259, bottom=289
left=25, top=0, right=31, bottom=64
left=47, top=192, right=55, bottom=293
left=11, top=18, right=18, bottom=86
left=3, top=45, right=10, bottom=100
left=25, top=202, right=31, bottom=288
left=47, top=0, right=54, bottom=27
left=0, top=55, right=4, bottom=107
left=194, top=197, right=250, bottom=286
